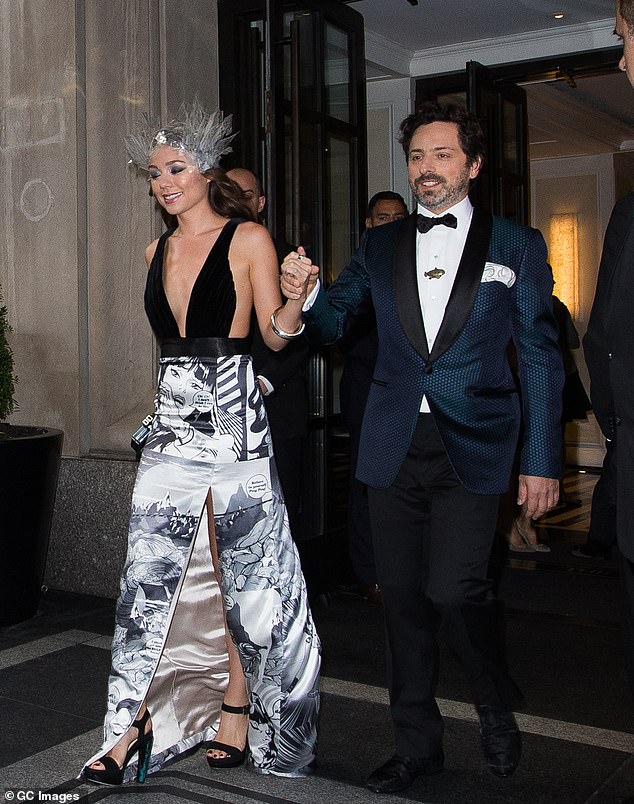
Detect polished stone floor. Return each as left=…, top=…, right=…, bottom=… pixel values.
left=1, top=471, right=633, bottom=803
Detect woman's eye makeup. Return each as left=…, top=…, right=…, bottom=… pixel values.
left=148, top=164, right=187, bottom=179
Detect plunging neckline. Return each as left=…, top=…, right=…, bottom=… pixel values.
left=161, top=222, right=230, bottom=337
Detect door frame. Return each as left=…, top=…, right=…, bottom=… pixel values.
left=414, top=47, right=623, bottom=223
left=217, top=0, right=369, bottom=553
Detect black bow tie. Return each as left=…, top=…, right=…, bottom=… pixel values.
left=417, top=212, right=458, bottom=234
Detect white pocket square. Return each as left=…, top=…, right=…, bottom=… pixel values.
left=481, top=262, right=516, bottom=288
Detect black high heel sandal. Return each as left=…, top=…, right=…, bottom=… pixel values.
left=206, top=702, right=250, bottom=769
left=84, top=708, right=154, bottom=786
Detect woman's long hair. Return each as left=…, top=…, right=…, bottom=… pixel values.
left=205, top=167, right=257, bottom=222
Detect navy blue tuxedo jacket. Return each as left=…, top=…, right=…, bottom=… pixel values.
left=305, top=208, right=563, bottom=493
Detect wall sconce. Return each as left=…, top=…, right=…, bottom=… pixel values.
left=549, top=212, right=579, bottom=317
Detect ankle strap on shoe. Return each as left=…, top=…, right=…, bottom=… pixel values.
left=133, top=708, right=151, bottom=729
left=221, top=702, right=250, bottom=715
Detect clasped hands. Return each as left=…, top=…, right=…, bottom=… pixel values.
left=281, top=247, right=320, bottom=302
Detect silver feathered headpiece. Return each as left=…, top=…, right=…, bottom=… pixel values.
left=125, top=99, right=235, bottom=173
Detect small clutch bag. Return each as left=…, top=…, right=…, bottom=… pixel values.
left=131, top=414, right=154, bottom=457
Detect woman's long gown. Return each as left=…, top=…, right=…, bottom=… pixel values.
left=83, top=219, right=321, bottom=780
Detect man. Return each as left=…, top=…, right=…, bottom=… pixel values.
left=339, top=192, right=408, bottom=604
left=571, top=439, right=615, bottom=560
left=226, top=168, right=311, bottom=549
left=583, top=0, right=634, bottom=694
left=282, top=103, right=563, bottom=794
left=227, top=167, right=267, bottom=222
left=366, top=191, right=409, bottom=227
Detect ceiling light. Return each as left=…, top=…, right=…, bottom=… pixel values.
left=554, top=12, right=564, bottom=19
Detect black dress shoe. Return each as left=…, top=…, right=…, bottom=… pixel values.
left=365, top=753, right=444, bottom=794
left=476, top=705, right=521, bottom=776
left=572, top=542, right=611, bottom=560
left=358, top=582, right=383, bottom=605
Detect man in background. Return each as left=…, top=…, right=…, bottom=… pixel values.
left=339, top=191, right=408, bottom=604
left=366, top=191, right=409, bottom=227
left=583, top=0, right=634, bottom=696
left=227, top=168, right=311, bottom=552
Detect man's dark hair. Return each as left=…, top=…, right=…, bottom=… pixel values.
left=619, top=0, right=634, bottom=33
left=366, top=191, right=407, bottom=218
left=399, top=102, right=485, bottom=168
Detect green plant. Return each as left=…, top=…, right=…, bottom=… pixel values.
left=0, top=285, right=17, bottom=421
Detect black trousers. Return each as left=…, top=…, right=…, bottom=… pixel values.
left=345, top=414, right=377, bottom=585
left=367, top=414, right=522, bottom=758
left=588, top=438, right=617, bottom=549
left=617, top=550, right=634, bottom=699
left=270, top=434, right=304, bottom=538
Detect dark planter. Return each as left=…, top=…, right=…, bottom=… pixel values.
left=0, top=426, right=63, bottom=626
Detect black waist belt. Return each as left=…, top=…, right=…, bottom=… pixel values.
left=161, top=337, right=250, bottom=358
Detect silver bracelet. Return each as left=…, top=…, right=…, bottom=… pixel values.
left=270, top=306, right=306, bottom=340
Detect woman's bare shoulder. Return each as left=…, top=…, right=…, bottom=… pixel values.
left=233, top=221, right=276, bottom=264
left=235, top=220, right=273, bottom=246
left=145, top=238, right=160, bottom=267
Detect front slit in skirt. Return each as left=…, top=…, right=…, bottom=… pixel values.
left=82, top=344, right=321, bottom=780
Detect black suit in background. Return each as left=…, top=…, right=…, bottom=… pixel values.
left=338, top=299, right=378, bottom=587
left=247, top=238, right=311, bottom=541
left=584, top=191, right=634, bottom=694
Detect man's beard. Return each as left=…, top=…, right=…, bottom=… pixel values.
left=411, top=167, right=472, bottom=212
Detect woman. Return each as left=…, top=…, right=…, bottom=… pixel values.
left=82, top=102, right=320, bottom=785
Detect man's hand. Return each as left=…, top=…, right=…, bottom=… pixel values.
left=517, top=474, right=559, bottom=520
left=257, top=377, right=271, bottom=397
left=281, top=246, right=319, bottom=302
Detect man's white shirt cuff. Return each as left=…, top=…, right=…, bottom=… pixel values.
left=303, top=279, right=321, bottom=311
left=257, top=375, right=274, bottom=396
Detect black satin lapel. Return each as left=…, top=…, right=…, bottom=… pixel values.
left=429, top=208, right=493, bottom=361
left=393, top=212, right=430, bottom=360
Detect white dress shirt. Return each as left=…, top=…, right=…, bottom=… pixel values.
left=303, top=195, right=474, bottom=412
left=417, top=196, right=473, bottom=411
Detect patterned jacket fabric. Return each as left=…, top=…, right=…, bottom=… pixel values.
left=305, top=208, right=563, bottom=493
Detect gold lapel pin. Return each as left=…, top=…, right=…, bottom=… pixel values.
left=424, top=268, right=445, bottom=280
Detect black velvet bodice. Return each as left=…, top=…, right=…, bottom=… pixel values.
left=144, top=218, right=241, bottom=340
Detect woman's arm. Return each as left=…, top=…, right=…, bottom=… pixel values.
left=235, top=223, right=310, bottom=351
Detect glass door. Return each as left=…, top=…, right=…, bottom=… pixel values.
left=467, top=61, right=529, bottom=224
left=414, top=62, right=529, bottom=224
left=218, top=0, right=367, bottom=573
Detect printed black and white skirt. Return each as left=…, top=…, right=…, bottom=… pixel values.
left=83, top=338, right=321, bottom=780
